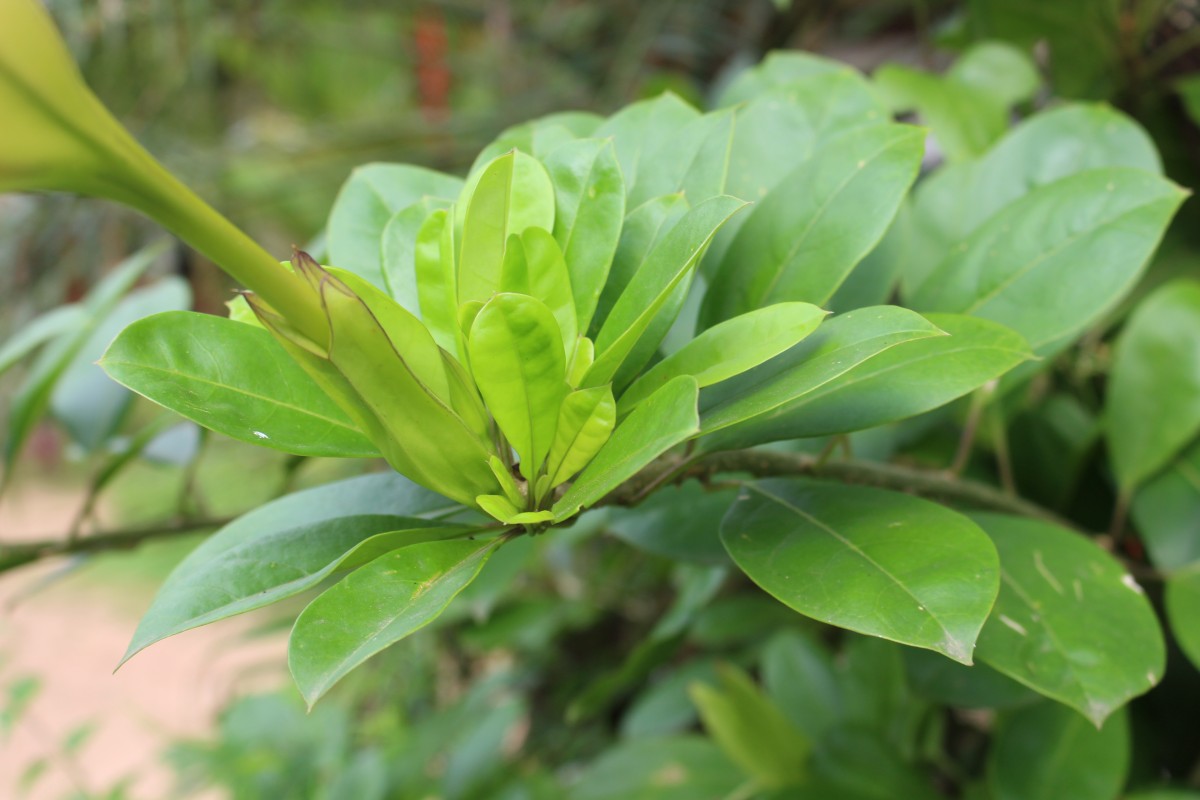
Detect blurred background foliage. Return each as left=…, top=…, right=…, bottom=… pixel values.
left=8, top=0, right=1200, bottom=797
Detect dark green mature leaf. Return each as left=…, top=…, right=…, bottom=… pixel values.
left=100, top=311, right=377, bottom=457
left=469, top=293, right=568, bottom=481
left=606, top=482, right=734, bottom=564
left=5, top=242, right=165, bottom=471
left=988, top=703, right=1129, bottom=800
left=327, top=163, right=462, bottom=289
left=0, top=303, right=86, bottom=376
left=762, top=631, right=843, bottom=740
left=1132, top=440, right=1200, bottom=570
left=381, top=196, right=450, bottom=313
left=696, top=307, right=944, bottom=450
left=902, top=103, right=1161, bottom=296
left=701, top=124, right=923, bottom=327
left=567, top=736, right=743, bottom=800
left=593, top=92, right=700, bottom=193
left=1106, top=281, right=1200, bottom=493
left=717, top=50, right=849, bottom=107
left=876, top=65, right=1004, bottom=162
left=722, top=480, right=1000, bottom=664
left=544, top=138, right=625, bottom=332
left=719, top=314, right=1028, bottom=445
left=122, top=473, right=458, bottom=662
left=628, top=107, right=736, bottom=208
left=53, top=276, right=191, bottom=451
left=588, top=196, right=746, bottom=387
left=1166, top=567, right=1200, bottom=672
left=592, top=193, right=690, bottom=336
left=913, top=168, right=1184, bottom=353
left=972, top=514, right=1165, bottom=725
left=904, top=649, right=1036, bottom=710
left=947, top=41, right=1041, bottom=107
left=619, top=303, right=827, bottom=416
left=690, top=663, right=810, bottom=788
left=554, top=376, right=699, bottom=520
left=290, top=537, right=501, bottom=706
left=470, top=110, right=603, bottom=172
left=809, top=728, right=941, bottom=800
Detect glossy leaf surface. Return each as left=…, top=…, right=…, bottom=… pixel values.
left=988, top=703, right=1129, bottom=800
left=1106, top=281, right=1200, bottom=493
left=593, top=92, right=700, bottom=193
left=544, top=138, right=625, bottom=331
left=327, top=163, right=461, bottom=289
left=619, top=302, right=827, bottom=415
left=701, top=124, right=924, bottom=327
left=381, top=196, right=450, bottom=313
left=554, top=376, right=699, bottom=519
left=698, top=306, right=945, bottom=448
left=499, top=228, right=577, bottom=358
left=913, top=168, right=1184, bottom=353
left=545, top=386, right=616, bottom=488
left=721, top=480, right=999, bottom=664
left=101, top=311, right=377, bottom=457
left=290, top=537, right=500, bottom=706
left=468, top=293, right=568, bottom=480
left=588, top=196, right=746, bottom=387
left=972, top=514, right=1165, bottom=725
left=123, top=473, right=457, bottom=663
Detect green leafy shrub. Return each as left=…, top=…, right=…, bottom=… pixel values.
left=5, top=2, right=1200, bottom=797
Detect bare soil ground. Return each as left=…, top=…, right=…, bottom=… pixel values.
left=0, top=483, right=286, bottom=800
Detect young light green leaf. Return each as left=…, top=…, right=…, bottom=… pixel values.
left=587, top=196, right=747, bottom=387
left=568, top=336, right=594, bottom=387
left=381, top=196, right=451, bottom=313
left=912, top=168, right=1185, bottom=354
left=122, top=473, right=459, bottom=663
left=593, top=92, right=700, bottom=193
left=709, top=314, right=1029, bottom=447
left=476, top=494, right=554, bottom=525
left=591, top=193, right=690, bottom=336
left=1106, top=280, right=1200, bottom=493
left=697, top=305, right=945, bottom=446
left=947, top=42, right=1041, bottom=107
left=414, top=208, right=458, bottom=353
left=289, top=537, right=501, bottom=706
left=546, top=385, right=616, bottom=488
left=554, top=375, right=698, bottom=519
left=457, top=151, right=555, bottom=306
left=701, top=124, right=924, bottom=327
left=0, top=303, right=86, bottom=377
left=689, top=663, right=810, bottom=788
left=100, top=311, right=377, bottom=457
left=327, top=163, right=461, bottom=289
left=487, top=455, right=525, bottom=509
left=544, top=138, right=625, bottom=332
left=319, top=277, right=498, bottom=505
left=988, top=703, right=1129, bottom=800
left=468, top=293, right=568, bottom=480
left=972, top=513, right=1165, bottom=725
left=326, top=267, right=452, bottom=405
left=1166, top=566, right=1200, bottom=673
left=721, top=480, right=1000, bottom=664
left=499, top=228, right=577, bottom=358
left=619, top=303, right=827, bottom=416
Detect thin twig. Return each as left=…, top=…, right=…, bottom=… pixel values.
left=0, top=517, right=232, bottom=573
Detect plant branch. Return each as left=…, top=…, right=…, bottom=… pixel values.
left=599, top=447, right=1077, bottom=530
left=0, top=517, right=231, bottom=573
